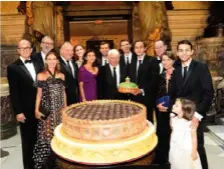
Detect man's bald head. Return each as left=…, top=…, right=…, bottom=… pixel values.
left=108, top=49, right=120, bottom=67
left=18, top=39, right=31, bottom=48
left=60, top=42, right=74, bottom=60
left=17, top=39, right=33, bottom=60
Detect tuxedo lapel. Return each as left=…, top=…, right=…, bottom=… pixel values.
left=17, top=60, right=34, bottom=82
left=32, top=59, right=40, bottom=75
left=176, top=65, right=184, bottom=88
left=61, top=58, right=73, bottom=76
left=71, top=60, right=77, bottom=79
left=130, top=56, right=137, bottom=83
left=120, top=64, right=125, bottom=83
left=107, top=65, right=113, bottom=80
left=137, top=56, right=146, bottom=82
left=183, top=60, right=196, bottom=86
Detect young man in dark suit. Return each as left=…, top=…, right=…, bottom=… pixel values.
left=129, top=41, right=159, bottom=122
left=98, top=49, right=127, bottom=99
left=119, top=39, right=135, bottom=76
left=7, top=39, right=41, bottom=169
left=59, top=42, right=79, bottom=105
left=171, top=40, right=214, bottom=169
left=31, top=36, right=54, bottom=71
left=98, top=41, right=110, bottom=67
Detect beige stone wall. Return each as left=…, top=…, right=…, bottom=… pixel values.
left=0, top=2, right=27, bottom=45
left=167, top=10, right=209, bottom=53
left=172, top=1, right=209, bottom=10
left=0, top=1, right=20, bottom=15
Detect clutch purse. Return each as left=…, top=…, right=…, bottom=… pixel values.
left=156, top=95, right=170, bottom=108
left=39, top=105, right=50, bottom=120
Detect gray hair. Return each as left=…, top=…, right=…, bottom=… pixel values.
left=108, top=49, right=120, bottom=58
left=41, top=36, right=54, bottom=44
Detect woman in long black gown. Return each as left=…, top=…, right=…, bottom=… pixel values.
left=156, top=51, right=176, bottom=159
left=33, top=51, right=67, bottom=169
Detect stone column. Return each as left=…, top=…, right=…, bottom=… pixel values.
left=1, top=45, right=18, bottom=140
left=131, top=3, right=141, bottom=42
left=195, top=37, right=224, bottom=76
left=0, top=77, right=17, bottom=140
left=55, top=6, right=64, bottom=48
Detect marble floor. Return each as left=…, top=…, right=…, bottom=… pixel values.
left=0, top=127, right=224, bottom=169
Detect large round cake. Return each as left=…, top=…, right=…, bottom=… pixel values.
left=51, top=100, right=157, bottom=165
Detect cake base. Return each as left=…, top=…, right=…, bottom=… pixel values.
left=51, top=121, right=157, bottom=165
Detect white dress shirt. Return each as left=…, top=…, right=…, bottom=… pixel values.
left=136, top=54, right=145, bottom=96
left=136, top=54, right=145, bottom=73
left=20, top=56, right=36, bottom=81
left=41, top=51, right=46, bottom=63
left=124, top=52, right=132, bottom=65
left=109, top=64, right=120, bottom=87
left=157, top=56, right=163, bottom=74
left=102, top=56, right=108, bottom=66
left=181, top=59, right=192, bottom=77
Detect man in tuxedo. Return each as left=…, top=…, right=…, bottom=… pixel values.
left=7, top=39, right=41, bottom=169
left=154, top=39, right=167, bottom=74
left=98, top=49, right=126, bottom=99
left=31, top=36, right=54, bottom=71
left=98, top=41, right=110, bottom=66
left=59, top=42, right=79, bottom=105
left=171, top=40, right=214, bottom=169
left=129, top=41, right=159, bottom=122
left=119, top=39, right=135, bottom=76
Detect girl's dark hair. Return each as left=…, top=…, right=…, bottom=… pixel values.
left=44, top=51, right=60, bottom=73
left=161, top=51, right=175, bottom=60
left=82, top=49, right=98, bottom=67
left=177, top=98, right=196, bottom=120
left=177, top=40, right=193, bottom=50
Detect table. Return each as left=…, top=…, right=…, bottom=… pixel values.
left=45, top=149, right=170, bottom=169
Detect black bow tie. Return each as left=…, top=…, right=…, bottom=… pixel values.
left=157, top=59, right=161, bottom=63
left=25, top=60, right=32, bottom=64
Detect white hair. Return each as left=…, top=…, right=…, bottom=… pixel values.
left=108, top=49, right=120, bottom=58
left=41, top=36, right=54, bottom=43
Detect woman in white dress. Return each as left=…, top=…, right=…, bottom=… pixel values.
left=169, top=98, right=202, bottom=169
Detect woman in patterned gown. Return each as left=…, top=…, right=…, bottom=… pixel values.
left=33, top=51, right=67, bottom=169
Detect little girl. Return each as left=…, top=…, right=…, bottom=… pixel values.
left=169, top=98, right=202, bottom=169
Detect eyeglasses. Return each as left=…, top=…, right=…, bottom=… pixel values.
left=41, top=41, right=54, bottom=45
left=18, top=47, right=31, bottom=52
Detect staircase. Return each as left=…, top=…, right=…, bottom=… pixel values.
left=167, top=10, right=209, bottom=52
left=207, top=116, right=224, bottom=147
left=207, top=86, right=224, bottom=147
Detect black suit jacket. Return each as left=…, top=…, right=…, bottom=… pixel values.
left=129, top=55, right=159, bottom=98
left=171, top=60, right=214, bottom=116
left=59, top=57, right=79, bottom=105
left=31, top=52, right=45, bottom=72
left=120, top=52, right=136, bottom=77
left=7, top=59, right=40, bottom=119
left=98, top=64, right=127, bottom=99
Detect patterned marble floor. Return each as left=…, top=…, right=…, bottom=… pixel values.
left=0, top=126, right=224, bottom=169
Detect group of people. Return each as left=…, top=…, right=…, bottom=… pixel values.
left=7, top=36, right=214, bottom=169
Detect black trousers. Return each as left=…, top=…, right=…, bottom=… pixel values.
left=197, top=121, right=208, bottom=169
left=156, top=109, right=171, bottom=160
left=20, top=118, right=37, bottom=169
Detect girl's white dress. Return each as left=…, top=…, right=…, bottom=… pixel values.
left=169, top=117, right=202, bottom=169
